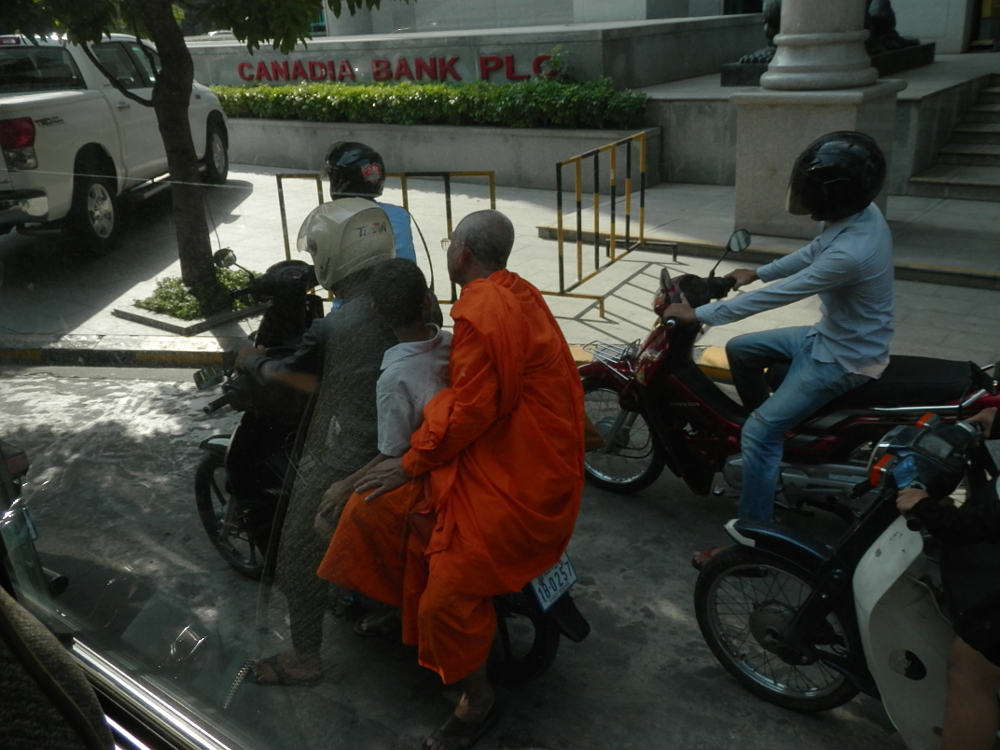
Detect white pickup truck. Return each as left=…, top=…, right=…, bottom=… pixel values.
left=0, top=34, right=228, bottom=253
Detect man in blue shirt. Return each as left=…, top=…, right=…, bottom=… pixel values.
left=664, top=132, right=894, bottom=568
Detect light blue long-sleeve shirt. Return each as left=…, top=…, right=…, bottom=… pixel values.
left=696, top=203, right=894, bottom=377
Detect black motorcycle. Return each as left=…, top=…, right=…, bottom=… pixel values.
left=193, top=252, right=589, bottom=684
left=194, top=251, right=323, bottom=581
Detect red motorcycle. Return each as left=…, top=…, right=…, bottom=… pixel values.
left=579, top=230, right=1000, bottom=522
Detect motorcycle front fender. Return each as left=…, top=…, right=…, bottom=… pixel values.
left=548, top=592, right=590, bottom=643
left=197, top=435, right=230, bottom=460
left=723, top=518, right=832, bottom=574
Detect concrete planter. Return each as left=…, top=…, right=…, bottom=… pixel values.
left=227, top=119, right=661, bottom=192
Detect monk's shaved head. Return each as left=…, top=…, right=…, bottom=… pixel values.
left=453, top=210, right=514, bottom=271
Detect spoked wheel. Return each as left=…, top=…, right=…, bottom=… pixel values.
left=694, top=547, right=859, bottom=712
left=488, top=591, right=560, bottom=686
left=194, top=453, right=264, bottom=581
left=582, top=377, right=664, bottom=493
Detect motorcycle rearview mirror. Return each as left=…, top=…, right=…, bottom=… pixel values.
left=193, top=366, right=226, bottom=391
left=660, top=266, right=672, bottom=290
left=213, top=249, right=238, bottom=269
left=213, top=248, right=254, bottom=280
left=708, top=228, right=752, bottom=278
left=728, top=229, right=751, bottom=254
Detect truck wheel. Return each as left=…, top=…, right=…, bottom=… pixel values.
left=69, top=167, right=121, bottom=255
left=202, top=122, right=228, bottom=184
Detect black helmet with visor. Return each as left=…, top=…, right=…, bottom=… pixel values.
left=324, top=141, right=386, bottom=199
left=786, top=131, right=886, bottom=222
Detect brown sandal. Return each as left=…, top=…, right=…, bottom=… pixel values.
left=421, top=702, right=500, bottom=750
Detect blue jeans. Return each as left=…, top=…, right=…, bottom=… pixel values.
left=725, top=327, right=871, bottom=522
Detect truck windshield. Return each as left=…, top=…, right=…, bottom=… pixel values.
left=0, top=46, right=85, bottom=94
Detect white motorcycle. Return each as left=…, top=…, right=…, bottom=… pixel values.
left=694, top=410, right=997, bottom=749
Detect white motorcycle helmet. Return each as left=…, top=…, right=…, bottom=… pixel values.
left=296, top=197, right=395, bottom=290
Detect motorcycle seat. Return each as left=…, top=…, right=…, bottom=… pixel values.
left=768, top=355, right=979, bottom=410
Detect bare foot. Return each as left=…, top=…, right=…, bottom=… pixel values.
left=692, top=545, right=728, bottom=570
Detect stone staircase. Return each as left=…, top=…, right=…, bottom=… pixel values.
left=909, top=73, right=1000, bottom=201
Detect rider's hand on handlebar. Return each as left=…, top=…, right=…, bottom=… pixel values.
left=235, top=345, right=266, bottom=373
left=968, top=406, right=997, bottom=436
left=896, top=487, right=930, bottom=515
left=662, top=294, right=698, bottom=324
left=725, top=268, right=759, bottom=290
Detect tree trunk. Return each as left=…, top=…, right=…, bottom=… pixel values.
left=136, top=0, right=218, bottom=297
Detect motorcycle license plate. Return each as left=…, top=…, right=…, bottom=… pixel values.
left=530, top=552, right=578, bottom=612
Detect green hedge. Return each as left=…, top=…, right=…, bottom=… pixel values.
left=211, top=79, right=648, bottom=130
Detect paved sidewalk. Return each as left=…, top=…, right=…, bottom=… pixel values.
left=1, top=164, right=999, bottom=370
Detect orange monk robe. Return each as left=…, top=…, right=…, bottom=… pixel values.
left=320, top=269, right=585, bottom=684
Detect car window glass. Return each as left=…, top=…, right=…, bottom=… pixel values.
left=0, top=46, right=85, bottom=94
left=127, top=43, right=158, bottom=85
left=92, top=42, right=144, bottom=89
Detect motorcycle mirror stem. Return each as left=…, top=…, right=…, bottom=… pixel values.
left=212, top=248, right=254, bottom=278
left=708, top=229, right=751, bottom=279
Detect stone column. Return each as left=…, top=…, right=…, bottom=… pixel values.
left=730, top=0, right=906, bottom=239
left=761, top=0, right=878, bottom=90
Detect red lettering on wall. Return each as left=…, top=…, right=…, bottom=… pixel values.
left=533, top=55, right=553, bottom=76
left=270, top=61, right=290, bottom=81
left=372, top=59, right=392, bottom=81
left=438, top=57, right=461, bottom=80
left=414, top=57, right=438, bottom=80
left=308, top=61, right=328, bottom=81
left=395, top=58, right=414, bottom=80
left=256, top=61, right=272, bottom=81
left=478, top=55, right=503, bottom=80
left=505, top=55, right=529, bottom=80
left=338, top=60, right=356, bottom=81
left=291, top=60, right=308, bottom=81
left=238, top=62, right=254, bottom=81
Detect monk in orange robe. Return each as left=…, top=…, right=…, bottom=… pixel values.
left=321, top=209, right=584, bottom=750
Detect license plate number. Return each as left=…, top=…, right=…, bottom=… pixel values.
left=529, top=552, right=578, bottom=612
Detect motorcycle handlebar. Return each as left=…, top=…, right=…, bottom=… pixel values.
left=203, top=394, right=231, bottom=414
left=706, top=275, right=737, bottom=299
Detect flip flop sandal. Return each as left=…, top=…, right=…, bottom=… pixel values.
left=421, top=702, right=500, bottom=750
left=354, top=609, right=402, bottom=639
left=245, top=655, right=323, bottom=687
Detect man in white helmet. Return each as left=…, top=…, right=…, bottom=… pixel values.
left=235, top=198, right=397, bottom=686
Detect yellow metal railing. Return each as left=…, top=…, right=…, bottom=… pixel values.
left=549, top=132, right=647, bottom=317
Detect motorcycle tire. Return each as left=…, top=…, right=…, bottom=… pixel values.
left=488, top=591, right=561, bottom=686
left=582, top=377, right=665, bottom=494
left=195, top=453, right=265, bottom=582
left=694, top=546, right=859, bottom=713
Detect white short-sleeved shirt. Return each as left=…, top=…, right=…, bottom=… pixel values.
left=376, top=325, right=452, bottom=457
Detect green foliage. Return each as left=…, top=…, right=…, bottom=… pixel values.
left=134, top=266, right=254, bottom=321
left=8, top=0, right=405, bottom=57
left=538, top=45, right=573, bottom=82
left=212, top=78, right=648, bottom=129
